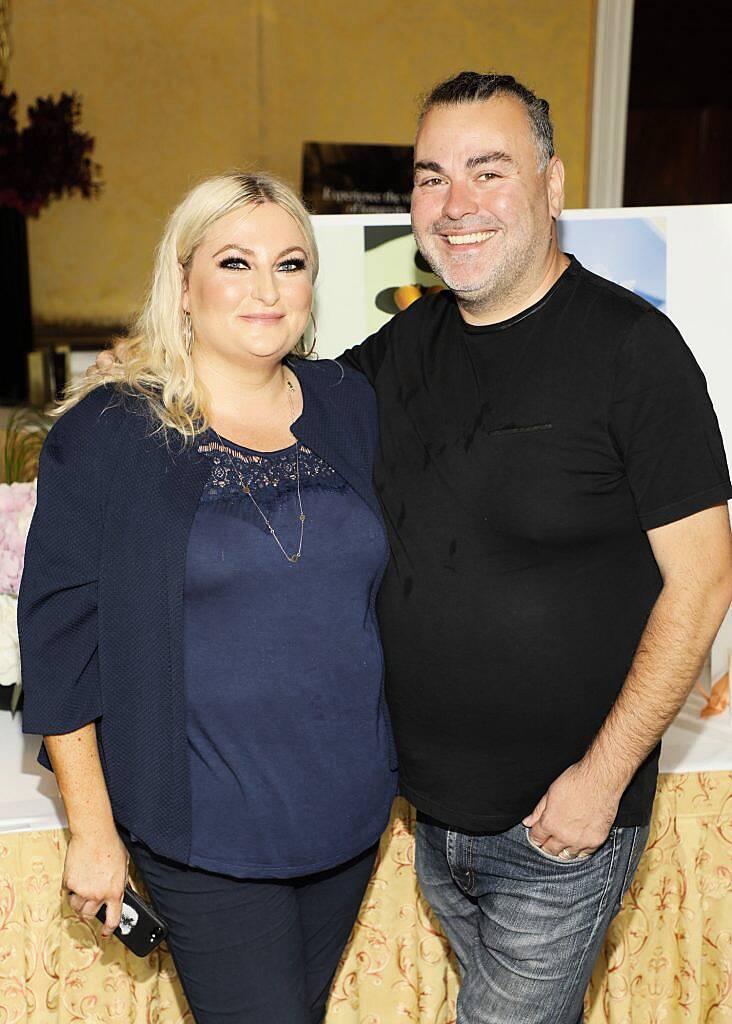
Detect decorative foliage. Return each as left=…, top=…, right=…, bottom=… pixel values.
left=0, top=87, right=102, bottom=217
left=2, top=405, right=51, bottom=484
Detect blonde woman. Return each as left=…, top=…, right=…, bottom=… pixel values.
left=19, top=173, right=398, bottom=1024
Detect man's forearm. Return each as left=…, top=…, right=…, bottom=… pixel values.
left=583, top=576, right=732, bottom=791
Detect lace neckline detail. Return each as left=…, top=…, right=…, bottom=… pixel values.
left=197, top=437, right=344, bottom=505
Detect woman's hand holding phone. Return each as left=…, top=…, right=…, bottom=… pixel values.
left=64, top=827, right=129, bottom=938
left=44, top=726, right=129, bottom=940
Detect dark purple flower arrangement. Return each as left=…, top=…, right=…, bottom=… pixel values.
left=0, top=87, right=102, bottom=216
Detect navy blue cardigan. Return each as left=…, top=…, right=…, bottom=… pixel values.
left=19, top=358, right=394, bottom=863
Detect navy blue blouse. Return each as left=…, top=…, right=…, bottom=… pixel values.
left=19, top=360, right=396, bottom=866
left=184, top=436, right=396, bottom=877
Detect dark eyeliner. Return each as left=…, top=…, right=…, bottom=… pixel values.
left=219, top=256, right=249, bottom=269
left=279, top=257, right=307, bottom=272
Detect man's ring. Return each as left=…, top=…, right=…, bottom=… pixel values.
left=559, top=847, right=576, bottom=860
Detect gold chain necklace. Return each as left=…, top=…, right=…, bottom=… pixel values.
left=211, top=369, right=306, bottom=564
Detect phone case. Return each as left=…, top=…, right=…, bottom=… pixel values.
left=95, top=885, right=169, bottom=957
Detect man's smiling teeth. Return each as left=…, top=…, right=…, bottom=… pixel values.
left=445, top=231, right=495, bottom=245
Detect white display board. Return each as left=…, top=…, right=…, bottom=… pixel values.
left=0, top=710, right=66, bottom=833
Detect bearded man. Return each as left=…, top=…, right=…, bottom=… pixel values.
left=341, top=72, right=732, bottom=1024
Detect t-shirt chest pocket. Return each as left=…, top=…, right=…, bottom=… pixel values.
left=481, top=419, right=556, bottom=488
left=472, top=418, right=561, bottom=536
left=481, top=417, right=556, bottom=475
left=486, top=422, right=553, bottom=438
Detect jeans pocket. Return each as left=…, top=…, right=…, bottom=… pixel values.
left=523, top=825, right=613, bottom=866
left=616, top=824, right=650, bottom=910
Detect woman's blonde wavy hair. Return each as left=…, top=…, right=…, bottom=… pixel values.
left=58, top=171, right=319, bottom=439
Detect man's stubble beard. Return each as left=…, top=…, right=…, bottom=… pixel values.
left=414, top=223, right=553, bottom=321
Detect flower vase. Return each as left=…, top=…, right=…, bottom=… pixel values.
left=0, top=205, right=33, bottom=404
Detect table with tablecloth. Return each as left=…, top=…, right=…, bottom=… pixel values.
left=1, top=707, right=730, bottom=1023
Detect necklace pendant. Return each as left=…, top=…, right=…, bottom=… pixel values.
left=210, top=401, right=305, bottom=566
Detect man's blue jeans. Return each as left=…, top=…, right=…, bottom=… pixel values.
left=415, top=818, right=649, bottom=1024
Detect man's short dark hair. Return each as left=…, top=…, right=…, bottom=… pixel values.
left=418, top=71, right=554, bottom=169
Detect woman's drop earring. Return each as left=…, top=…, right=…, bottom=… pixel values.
left=183, top=312, right=194, bottom=354
left=305, top=310, right=317, bottom=356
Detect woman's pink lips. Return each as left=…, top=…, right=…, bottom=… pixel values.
left=239, top=314, right=285, bottom=324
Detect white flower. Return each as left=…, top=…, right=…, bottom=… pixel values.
left=0, top=594, right=20, bottom=687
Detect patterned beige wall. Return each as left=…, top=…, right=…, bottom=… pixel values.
left=7, top=0, right=594, bottom=325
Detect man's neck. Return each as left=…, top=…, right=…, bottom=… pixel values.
left=457, top=245, right=570, bottom=327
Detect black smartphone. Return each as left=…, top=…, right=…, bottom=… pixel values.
left=95, top=885, right=168, bottom=957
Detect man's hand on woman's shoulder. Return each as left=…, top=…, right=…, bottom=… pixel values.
left=89, top=347, right=120, bottom=376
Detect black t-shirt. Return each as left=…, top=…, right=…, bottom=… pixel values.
left=342, top=256, right=731, bottom=832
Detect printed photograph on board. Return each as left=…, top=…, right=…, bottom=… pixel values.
left=363, top=225, right=443, bottom=335
left=558, top=216, right=667, bottom=311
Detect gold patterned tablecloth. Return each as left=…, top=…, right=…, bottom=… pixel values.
left=1, top=772, right=730, bottom=1023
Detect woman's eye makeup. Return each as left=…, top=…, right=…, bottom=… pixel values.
left=218, top=256, right=249, bottom=269
left=217, top=255, right=307, bottom=272
left=278, top=257, right=307, bottom=273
